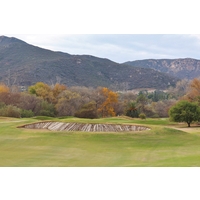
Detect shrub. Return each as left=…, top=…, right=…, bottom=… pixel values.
left=151, top=113, right=160, bottom=118
left=0, top=102, right=6, bottom=109
left=39, top=110, right=55, bottom=117
left=20, top=109, right=34, bottom=118
left=139, top=113, right=146, bottom=120
left=0, top=105, right=21, bottom=118
left=75, top=101, right=98, bottom=119
left=38, top=101, right=55, bottom=117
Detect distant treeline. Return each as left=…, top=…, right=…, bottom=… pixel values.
left=0, top=79, right=196, bottom=119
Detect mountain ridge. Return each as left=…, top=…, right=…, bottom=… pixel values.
left=124, top=58, right=200, bottom=80
left=0, top=36, right=179, bottom=90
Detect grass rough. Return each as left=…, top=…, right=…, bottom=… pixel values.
left=0, top=117, right=200, bottom=166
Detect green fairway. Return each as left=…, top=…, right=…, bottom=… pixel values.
left=1, top=117, right=200, bottom=166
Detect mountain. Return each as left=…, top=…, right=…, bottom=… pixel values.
left=124, top=58, right=200, bottom=80
left=0, top=36, right=179, bottom=90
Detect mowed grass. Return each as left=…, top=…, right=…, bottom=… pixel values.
left=1, top=117, right=200, bottom=166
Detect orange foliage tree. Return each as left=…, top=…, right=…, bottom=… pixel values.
left=184, top=78, right=200, bottom=103
left=0, top=84, right=10, bottom=93
left=97, top=87, right=118, bottom=117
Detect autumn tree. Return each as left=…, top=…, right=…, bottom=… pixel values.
left=28, top=82, right=55, bottom=104
left=52, top=83, right=67, bottom=102
left=0, top=92, right=21, bottom=106
left=0, top=84, right=10, bottom=93
left=184, top=78, right=200, bottom=103
left=28, top=82, right=68, bottom=105
left=55, top=90, right=82, bottom=116
left=97, top=87, right=118, bottom=117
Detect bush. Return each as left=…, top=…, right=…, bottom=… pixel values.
left=20, top=109, right=34, bottom=118
left=38, top=101, right=55, bottom=117
left=0, top=102, right=6, bottom=109
left=0, top=105, right=21, bottom=118
left=139, top=113, right=146, bottom=120
left=75, top=101, right=98, bottom=119
left=39, top=110, right=55, bottom=117
left=151, top=113, right=160, bottom=118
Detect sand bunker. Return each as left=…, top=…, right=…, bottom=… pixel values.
left=21, top=122, right=150, bottom=132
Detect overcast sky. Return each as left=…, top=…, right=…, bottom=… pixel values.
left=3, top=34, right=200, bottom=63
left=1, top=1, right=200, bottom=63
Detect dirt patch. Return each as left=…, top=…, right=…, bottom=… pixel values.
left=167, top=124, right=200, bottom=133
left=173, top=127, right=200, bottom=133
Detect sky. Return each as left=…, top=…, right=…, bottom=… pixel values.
left=1, top=1, right=200, bottom=63
left=3, top=34, right=200, bottom=63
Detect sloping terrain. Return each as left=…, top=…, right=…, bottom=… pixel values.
left=124, top=58, right=200, bottom=80
left=0, top=36, right=178, bottom=90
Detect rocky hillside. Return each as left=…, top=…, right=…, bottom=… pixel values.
left=0, top=36, right=179, bottom=90
left=124, top=58, right=200, bottom=80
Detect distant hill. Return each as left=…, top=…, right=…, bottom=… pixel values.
left=124, top=58, right=200, bottom=80
left=0, top=36, right=179, bottom=90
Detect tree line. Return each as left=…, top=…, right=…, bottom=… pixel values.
left=0, top=82, right=119, bottom=118
left=0, top=78, right=199, bottom=122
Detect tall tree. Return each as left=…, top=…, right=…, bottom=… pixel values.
left=126, top=101, right=138, bottom=118
left=28, top=82, right=55, bottom=104
left=75, top=101, right=98, bottom=119
left=17, top=93, right=43, bottom=115
left=52, top=83, right=67, bottom=100
left=168, top=79, right=189, bottom=99
left=97, top=87, right=118, bottom=117
left=184, top=78, right=200, bottom=103
left=136, top=93, right=148, bottom=113
left=55, top=90, right=82, bottom=116
left=169, top=100, right=200, bottom=127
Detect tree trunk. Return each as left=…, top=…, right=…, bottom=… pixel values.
left=187, top=122, right=191, bottom=127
